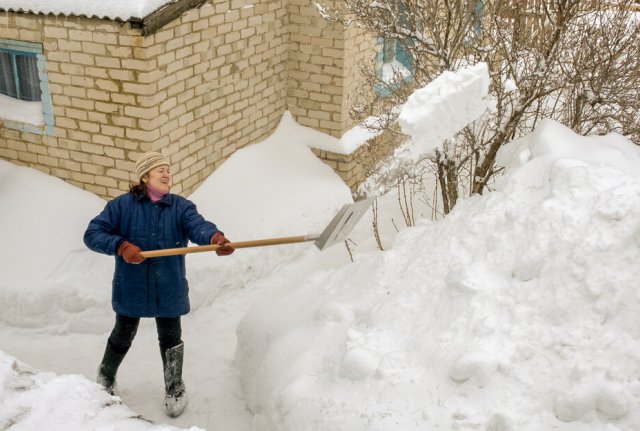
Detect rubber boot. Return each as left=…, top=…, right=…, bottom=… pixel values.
left=97, top=342, right=126, bottom=395
left=163, top=342, right=187, bottom=417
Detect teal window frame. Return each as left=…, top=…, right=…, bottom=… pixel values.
left=0, top=48, right=41, bottom=101
left=0, top=39, right=54, bottom=135
left=472, top=0, right=483, bottom=38
left=374, top=1, right=414, bottom=97
left=374, top=36, right=414, bottom=97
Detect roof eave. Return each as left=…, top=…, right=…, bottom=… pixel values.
left=140, top=0, right=207, bottom=36
left=0, top=0, right=208, bottom=36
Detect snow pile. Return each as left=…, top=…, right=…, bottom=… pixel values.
left=184, top=111, right=353, bottom=311
left=0, top=112, right=352, bottom=330
left=236, top=119, right=640, bottom=430
left=0, top=352, right=202, bottom=431
left=0, top=159, right=111, bottom=330
left=398, top=62, right=491, bottom=159
left=0, top=110, right=353, bottom=429
left=189, top=111, right=351, bottom=240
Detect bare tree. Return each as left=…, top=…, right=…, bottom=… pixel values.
left=319, top=0, right=640, bottom=214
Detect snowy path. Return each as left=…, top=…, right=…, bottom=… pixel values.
left=0, top=241, right=355, bottom=430
left=0, top=284, right=254, bottom=430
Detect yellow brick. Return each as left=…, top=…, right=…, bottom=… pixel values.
left=59, top=158, right=81, bottom=171
left=106, top=45, right=133, bottom=58
left=87, top=89, right=110, bottom=102
left=119, top=35, right=142, bottom=47
left=70, top=76, right=94, bottom=88
left=78, top=121, right=100, bottom=133
left=108, top=69, right=136, bottom=81
left=95, top=176, right=118, bottom=188
left=80, top=142, right=104, bottom=155
left=95, top=102, right=120, bottom=114
left=111, top=115, right=137, bottom=128
left=68, top=130, right=91, bottom=142
left=104, top=147, right=126, bottom=160
left=44, top=26, right=69, bottom=39
left=81, top=163, right=105, bottom=175
left=0, top=28, right=19, bottom=39
left=95, top=79, right=120, bottom=92
left=65, top=108, right=88, bottom=121
left=122, top=58, right=152, bottom=71
left=95, top=56, right=121, bottom=69
left=91, top=154, right=115, bottom=167
left=126, top=128, right=161, bottom=141
left=122, top=82, right=157, bottom=95
left=85, top=67, right=109, bottom=79
left=85, top=184, right=107, bottom=196
left=111, top=93, right=136, bottom=104
left=100, top=125, right=125, bottom=138
left=69, top=29, right=94, bottom=41
left=56, top=117, right=78, bottom=129
left=93, top=135, right=115, bottom=146
left=93, top=32, right=118, bottom=45
left=60, top=63, right=84, bottom=76
left=124, top=105, right=159, bottom=120
left=19, top=30, right=42, bottom=42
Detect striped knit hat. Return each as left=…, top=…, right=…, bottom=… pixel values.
left=135, top=152, right=169, bottom=181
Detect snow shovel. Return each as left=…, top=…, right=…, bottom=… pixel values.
left=140, top=197, right=376, bottom=258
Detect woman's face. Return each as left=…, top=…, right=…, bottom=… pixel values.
left=144, top=164, right=171, bottom=194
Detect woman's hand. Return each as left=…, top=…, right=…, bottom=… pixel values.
left=117, top=241, right=145, bottom=264
left=211, top=232, right=234, bottom=256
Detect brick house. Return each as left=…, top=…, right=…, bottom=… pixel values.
left=0, top=0, right=382, bottom=198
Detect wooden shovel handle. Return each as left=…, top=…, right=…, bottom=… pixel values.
left=140, top=234, right=319, bottom=258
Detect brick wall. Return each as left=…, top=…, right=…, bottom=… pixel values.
left=0, top=0, right=289, bottom=198
left=0, top=0, right=377, bottom=198
left=287, top=0, right=372, bottom=138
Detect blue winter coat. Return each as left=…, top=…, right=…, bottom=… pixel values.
left=83, top=192, right=220, bottom=317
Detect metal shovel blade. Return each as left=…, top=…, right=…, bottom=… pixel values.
left=313, top=196, right=376, bottom=250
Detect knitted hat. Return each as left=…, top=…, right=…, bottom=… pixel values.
left=135, top=152, right=169, bottom=181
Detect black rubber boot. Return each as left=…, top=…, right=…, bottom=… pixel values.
left=163, top=342, right=187, bottom=417
left=97, top=342, right=127, bottom=395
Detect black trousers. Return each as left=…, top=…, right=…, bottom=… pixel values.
left=107, top=314, right=182, bottom=355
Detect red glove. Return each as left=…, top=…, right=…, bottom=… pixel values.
left=117, top=241, right=145, bottom=264
left=211, top=232, right=234, bottom=256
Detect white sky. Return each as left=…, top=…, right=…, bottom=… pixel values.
left=2, top=77, right=640, bottom=430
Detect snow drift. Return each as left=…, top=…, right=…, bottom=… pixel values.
left=0, top=351, right=203, bottom=431
left=236, top=119, right=640, bottom=430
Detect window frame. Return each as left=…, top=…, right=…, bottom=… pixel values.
left=374, top=36, right=414, bottom=97
left=0, top=47, right=41, bottom=101
left=0, top=39, right=54, bottom=135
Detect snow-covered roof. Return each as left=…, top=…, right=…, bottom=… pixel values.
left=0, top=0, right=177, bottom=21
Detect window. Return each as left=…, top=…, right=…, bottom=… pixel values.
left=375, top=36, right=414, bottom=96
left=0, top=39, right=53, bottom=134
left=0, top=50, right=42, bottom=101
left=374, top=2, right=414, bottom=96
left=471, top=0, right=483, bottom=38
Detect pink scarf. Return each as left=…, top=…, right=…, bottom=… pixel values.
left=146, top=184, right=168, bottom=202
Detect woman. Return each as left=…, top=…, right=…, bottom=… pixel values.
left=84, top=151, right=234, bottom=417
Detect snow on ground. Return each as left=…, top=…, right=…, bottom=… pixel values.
left=0, top=112, right=355, bottom=430
left=0, top=94, right=43, bottom=127
left=235, top=119, right=640, bottom=430
left=2, top=107, right=640, bottom=431
left=0, top=351, right=202, bottom=431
